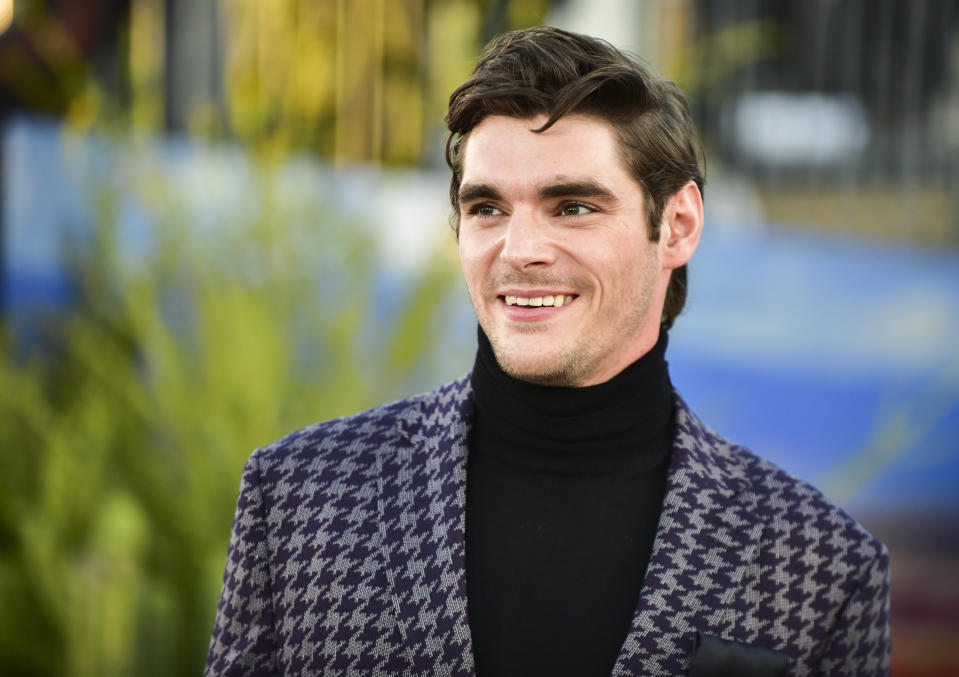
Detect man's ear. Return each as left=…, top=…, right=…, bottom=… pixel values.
left=660, top=180, right=703, bottom=270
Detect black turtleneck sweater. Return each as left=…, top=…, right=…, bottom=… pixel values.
left=465, top=328, right=674, bottom=677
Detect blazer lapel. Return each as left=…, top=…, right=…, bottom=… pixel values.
left=376, top=376, right=476, bottom=676
left=612, top=394, right=765, bottom=677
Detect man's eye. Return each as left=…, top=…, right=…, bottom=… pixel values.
left=469, top=204, right=502, bottom=217
left=560, top=202, right=592, bottom=216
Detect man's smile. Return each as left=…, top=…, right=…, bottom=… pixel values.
left=501, top=294, right=577, bottom=307
left=496, top=291, right=580, bottom=324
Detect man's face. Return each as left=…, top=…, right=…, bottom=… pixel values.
left=457, top=114, right=671, bottom=387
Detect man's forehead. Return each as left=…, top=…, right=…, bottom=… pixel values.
left=459, top=114, right=633, bottom=196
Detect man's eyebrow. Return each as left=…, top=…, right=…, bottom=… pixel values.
left=538, top=180, right=617, bottom=201
left=458, top=183, right=504, bottom=205
left=458, top=179, right=618, bottom=206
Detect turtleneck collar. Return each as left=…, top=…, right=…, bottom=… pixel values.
left=470, top=326, right=674, bottom=476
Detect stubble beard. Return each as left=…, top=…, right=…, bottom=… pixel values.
left=487, top=324, right=592, bottom=387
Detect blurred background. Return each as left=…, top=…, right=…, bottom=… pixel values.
left=1, top=0, right=956, bottom=674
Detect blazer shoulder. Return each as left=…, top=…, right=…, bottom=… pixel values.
left=250, top=373, right=472, bottom=474
left=676, top=393, right=886, bottom=565
left=721, top=433, right=889, bottom=579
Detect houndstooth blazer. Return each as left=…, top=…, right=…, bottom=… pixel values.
left=205, top=374, right=890, bottom=676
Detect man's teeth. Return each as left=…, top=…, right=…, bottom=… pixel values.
left=504, top=295, right=574, bottom=307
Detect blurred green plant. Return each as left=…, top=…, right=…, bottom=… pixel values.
left=0, top=148, right=460, bottom=676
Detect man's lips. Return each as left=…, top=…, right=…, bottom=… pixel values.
left=496, top=291, right=578, bottom=319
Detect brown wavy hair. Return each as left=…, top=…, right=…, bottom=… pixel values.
left=445, top=26, right=704, bottom=329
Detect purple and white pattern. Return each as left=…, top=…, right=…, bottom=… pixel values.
left=205, top=375, right=890, bottom=676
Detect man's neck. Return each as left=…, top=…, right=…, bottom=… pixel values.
left=469, top=325, right=674, bottom=474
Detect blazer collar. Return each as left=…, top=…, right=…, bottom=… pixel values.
left=378, top=377, right=763, bottom=677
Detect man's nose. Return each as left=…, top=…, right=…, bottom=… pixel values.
left=500, top=210, right=555, bottom=271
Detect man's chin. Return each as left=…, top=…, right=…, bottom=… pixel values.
left=492, top=350, right=580, bottom=388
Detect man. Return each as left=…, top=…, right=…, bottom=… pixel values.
left=206, top=27, right=890, bottom=677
